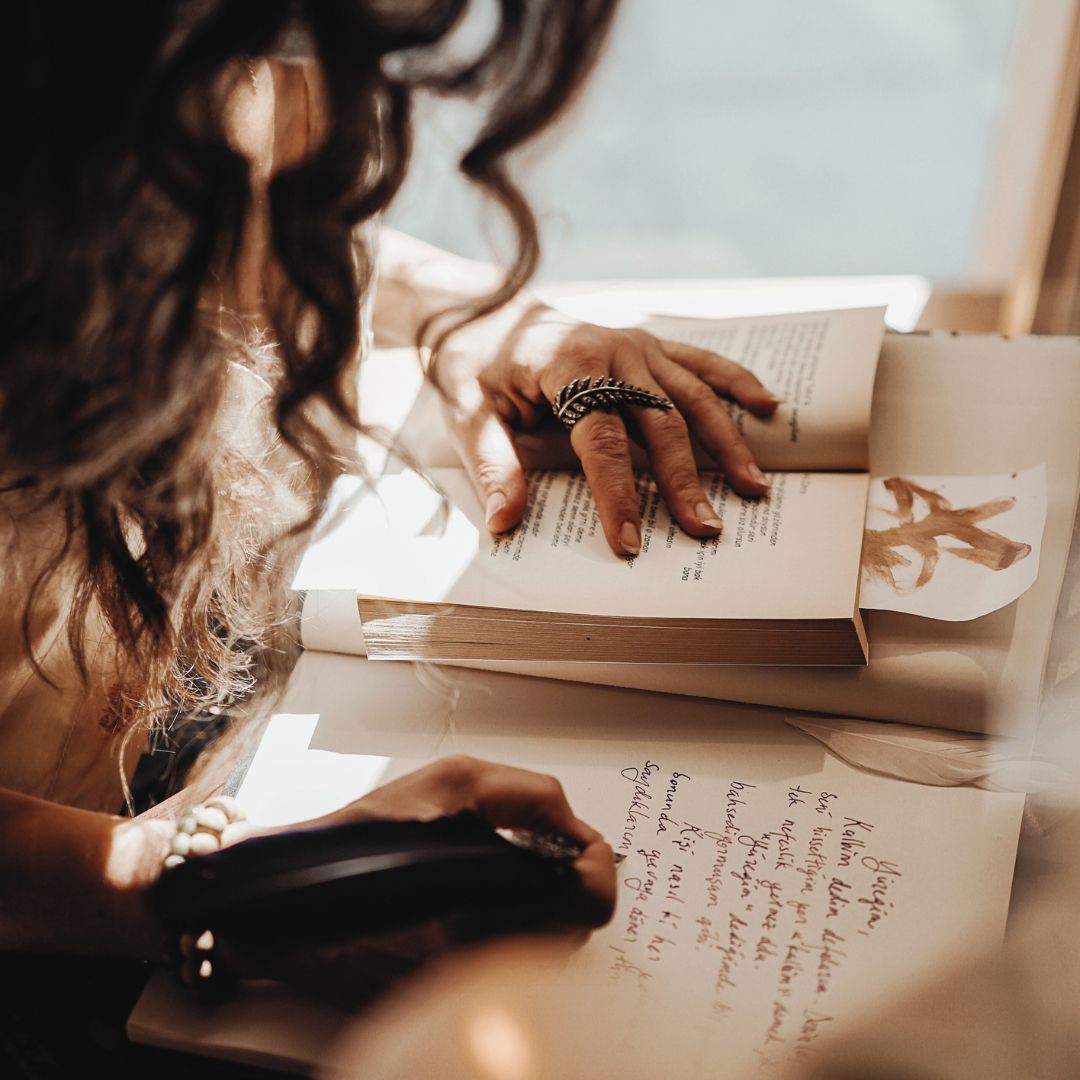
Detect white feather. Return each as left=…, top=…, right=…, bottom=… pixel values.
left=784, top=716, right=1067, bottom=792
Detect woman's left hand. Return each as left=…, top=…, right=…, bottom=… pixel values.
left=434, top=301, right=780, bottom=557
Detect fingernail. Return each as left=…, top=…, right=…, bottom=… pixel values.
left=485, top=491, right=508, bottom=529
left=749, top=464, right=771, bottom=488
left=619, top=520, right=641, bottom=555
left=695, top=501, right=723, bottom=530
left=766, top=393, right=784, bottom=405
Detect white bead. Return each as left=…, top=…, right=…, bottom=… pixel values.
left=194, top=806, right=228, bottom=834
left=188, top=830, right=219, bottom=856
left=164, top=853, right=186, bottom=869
left=170, top=832, right=192, bottom=857
left=178, top=815, right=198, bottom=835
left=205, top=796, right=244, bottom=822
left=222, top=821, right=254, bottom=844
left=195, top=929, right=215, bottom=951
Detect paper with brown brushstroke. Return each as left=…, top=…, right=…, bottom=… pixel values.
left=859, top=466, right=1047, bottom=621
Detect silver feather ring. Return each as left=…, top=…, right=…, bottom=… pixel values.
left=551, top=376, right=674, bottom=430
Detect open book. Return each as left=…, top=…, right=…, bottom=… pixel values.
left=295, top=308, right=886, bottom=667
left=298, top=316, right=1080, bottom=737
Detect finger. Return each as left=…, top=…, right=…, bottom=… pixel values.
left=443, top=398, right=528, bottom=534
left=568, top=410, right=643, bottom=557
left=631, top=402, right=730, bottom=537
left=468, top=759, right=592, bottom=842
left=363, top=756, right=590, bottom=841
left=571, top=840, right=617, bottom=927
left=660, top=339, right=781, bottom=417
left=388, top=756, right=615, bottom=922
left=651, top=354, right=772, bottom=497
left=345, top=757, right=609, bottom=883
left=465, top=760, right=614, bottom=928
left=605, top=345, right=728, bottom=535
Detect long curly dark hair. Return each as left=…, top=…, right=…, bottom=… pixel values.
left=0, top=1, right=617, bottom=739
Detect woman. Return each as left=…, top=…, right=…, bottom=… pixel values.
left=0, top=1, right=775, bottom=993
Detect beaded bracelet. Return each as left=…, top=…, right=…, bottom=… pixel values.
left=162, top=795, right=246, bottom=997
left=163, top=794, right=247, bottom=868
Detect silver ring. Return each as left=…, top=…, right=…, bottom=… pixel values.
left=551, top=376, right=674, bottom=431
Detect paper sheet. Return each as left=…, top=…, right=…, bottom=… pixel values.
left=296, top=465, right=1045, bottom=628
left=130, top=653, right=1022, bottom=1076
left=413, top=664, right=1024, bottom=1076
left=860, top=466, right=1047, bottom=620
left=295, top=468, right=868, bottom=624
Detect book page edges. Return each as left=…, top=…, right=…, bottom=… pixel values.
left=356, top=596, right=868, bottom=666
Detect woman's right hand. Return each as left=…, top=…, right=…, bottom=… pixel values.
left=218, top=756, right=616, bottom=1006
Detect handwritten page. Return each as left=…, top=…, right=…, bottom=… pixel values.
left=294, top=468, right=867, bottom=624
left=424, top=663, right=1023, bottom=1076
left=572, top=760, right=991, bottom=1073
left=126, top=653, right=1023, bottom=1075
left=860, top=466, right=1047, bottom=620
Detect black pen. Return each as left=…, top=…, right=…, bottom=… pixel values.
left=498, top=827, right=627, bottom=865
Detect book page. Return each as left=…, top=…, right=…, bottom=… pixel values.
left=643, top=307, right=884, bottom=472
left=130, top=653, right=1022, bottom=1075
left=293, top=468, right=868, bottom=624
left=860, top=466, right=1047, bottom=621
left=357, top=308, right=884, bottom=476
